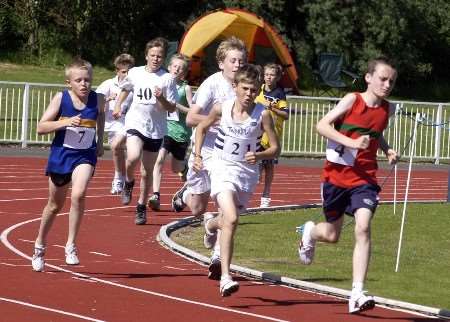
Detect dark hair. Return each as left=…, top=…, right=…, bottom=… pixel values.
left=367, top=56, right=396, bottom=74
left=145, top=37, right=169, bottom=57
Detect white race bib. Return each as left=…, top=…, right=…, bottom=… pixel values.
left=63, top=127, right=95, bottom=149
left=326, top=139, right=357, bottom=166
left=167, top=110, right=179, bottom=121
left=221, top=137, right=256, bottom=161
left=135, top=86, right=156, bottom=105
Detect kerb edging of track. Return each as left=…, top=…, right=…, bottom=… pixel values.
left=158, top=203, right=450, bottom=321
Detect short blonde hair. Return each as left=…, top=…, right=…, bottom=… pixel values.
left=169, top=53, right=190, bottom=73
left=65, top=57, right=93, bottom=79
left=264, top=63, right=283, bottom=78
left=216, top=36, right=248, bottom=64
left=234, top=64, right=263, bottom=87
left=114, top=53, right=135, bottom=69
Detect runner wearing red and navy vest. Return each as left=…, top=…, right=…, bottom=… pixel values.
left=297, top=57, right=399, bottom=314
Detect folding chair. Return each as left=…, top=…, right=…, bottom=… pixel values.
left=313, top=53, right=359, bottom=97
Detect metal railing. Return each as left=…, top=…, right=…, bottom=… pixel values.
left=1, top=81, right=450, bottom=163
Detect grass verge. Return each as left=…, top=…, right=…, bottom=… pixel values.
left=172, top=203, right=450, bottom=310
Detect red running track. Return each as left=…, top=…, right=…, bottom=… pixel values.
left=0, top=156, right=447, bottom=322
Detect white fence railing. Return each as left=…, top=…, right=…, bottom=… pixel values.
left=1, top=81, right=450, bottom=163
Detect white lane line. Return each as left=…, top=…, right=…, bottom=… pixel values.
left=18, top=239, right=34, bottom=243
left=0, top=262, right=30, bottom=267
left=1, top=207, right=290, bottom=322
left=164, top=266, right=187, bottom=271
left=0, top=297, right=105, bottom=322
left=125, top=259, right=151, bottom=265
left=90, top=252, right=111, bottom=257
left=72, top=276, right=98, bottom=283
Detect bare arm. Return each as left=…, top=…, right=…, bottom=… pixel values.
left=112, top=89, right=131, bottom=119
left=175, top=85, right=194, bottom=114
left=379, top=133, right=399, bottom=165
left=186, top=104, right=209, bottom=127
left=154, top=86, right=176, bottom=112
left=37, top=92, right=79, bottom=134
left=193, top=104, right=221, bottom=171
left=96, top=93, right=106, bottom=157
left=316, top=93, right=369, bottom=150
left=267, top=104, right=289, bottom=120
left=246, top=110, right=280, bottom=164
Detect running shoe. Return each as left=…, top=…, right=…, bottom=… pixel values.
left=349, top=290, right=375, bottom=313
left=121, top=180, right=134, bottom=205
left=135, top=204, right=147, bottom=225
left=110, top=178, right=124, bottom=194
left=203, top=212, right=217, bottom=249
left=260, top=197, right=271, bottom=208
left=31, top=245, right=45, bottom=272
left=147, top=194, right=160, bottom=211
left=297, top=221, right=316, bottom=265
left=220, top=275, right=239, bottom=297
left=208, top=253, right=221, bottom=280
left=65, top=244, right=80, bottom=265
left=171, top=183, right=187, bottom=212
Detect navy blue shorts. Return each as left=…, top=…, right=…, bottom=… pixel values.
left=127, top=129, right=162, bottom=152
left=162, top=135, right=189, bottom=161
left=321, top=182, right=381, bottom=222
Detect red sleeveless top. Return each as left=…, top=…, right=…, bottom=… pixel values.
left=322, top=93, right=390, bottom=188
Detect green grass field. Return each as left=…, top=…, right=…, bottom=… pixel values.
left=172, top=203, right=450, bottom=310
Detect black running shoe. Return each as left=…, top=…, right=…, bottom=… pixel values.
left=135, top=203, right=147, bottom=225
left=121, top=180, right=134, bottom=205
left=171, top=183, right=187, bottom=212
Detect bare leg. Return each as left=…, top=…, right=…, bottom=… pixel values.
left=215, top=191, right=239, bottom=278
left=352, top=208, right=373, bottom=284
left=124, top=135, right=143, bottom=182
left=152, top=148, right=168, bottom=193
left=111, top=134, right=126, bottom=178
left=66, top=163, right=94, bottom=246
left=138, top=150, right=158, bottom=205
left=262, top=163, right=274, bottom=197
left=35, top=179, right=70, bottom=246
left=310, top=216, right=344, bottom=243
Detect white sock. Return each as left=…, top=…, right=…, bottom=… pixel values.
left=114, top=171, right=121, bottom=180
left=352, top=282, right=364, bottom=294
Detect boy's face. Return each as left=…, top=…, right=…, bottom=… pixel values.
left=116, top=64, right=130, bottom=82
left=365, top=63, right=397, bottom=98
left=168, top=58, right=187, bottom=80
left=219, top=49, right=246, bottom=82
left=66, top=68, right=92, bottom=99
left=234, top=81, right=259, bottom=109
left=145, top=46, right=165, bottom=72
left=264, top=68, right=280, bottom=88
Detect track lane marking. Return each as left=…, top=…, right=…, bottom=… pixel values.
left=1, top=207, right=290, bottom=322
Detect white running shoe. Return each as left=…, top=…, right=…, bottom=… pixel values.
left=349, top=290, right=375, bottom=313
left=203, top=213, right=217, bottom=249
left=31, top=245, right=45, bottom=272
left=110, top=178, right=124, bottom=194
left=65, top=244, right=80, bottom=265
left=220, top=276, right=239, bottom=297
left=260, top=197, right=271, bottom=208
left=298, top=221, right=316, bottom=265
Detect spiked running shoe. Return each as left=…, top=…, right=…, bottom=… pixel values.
left=135, top=204, right=147, bottom=225
left=171, top=183, right=187, bottom=212
left=349, top=291, right=375, bottom=313
left=121, top=180, right=134, bottom=205
left=147, top=194, right=160, bottom=211
left=31, top=245, right=46, bottom=272
left=260, top=197, right=271, bottom=208
left=297, top=221, right=316, bottom=265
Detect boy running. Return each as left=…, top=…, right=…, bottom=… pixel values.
left=298, top=56, right=399, bottom=313
left=194, top=64, right=280, bottom=296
